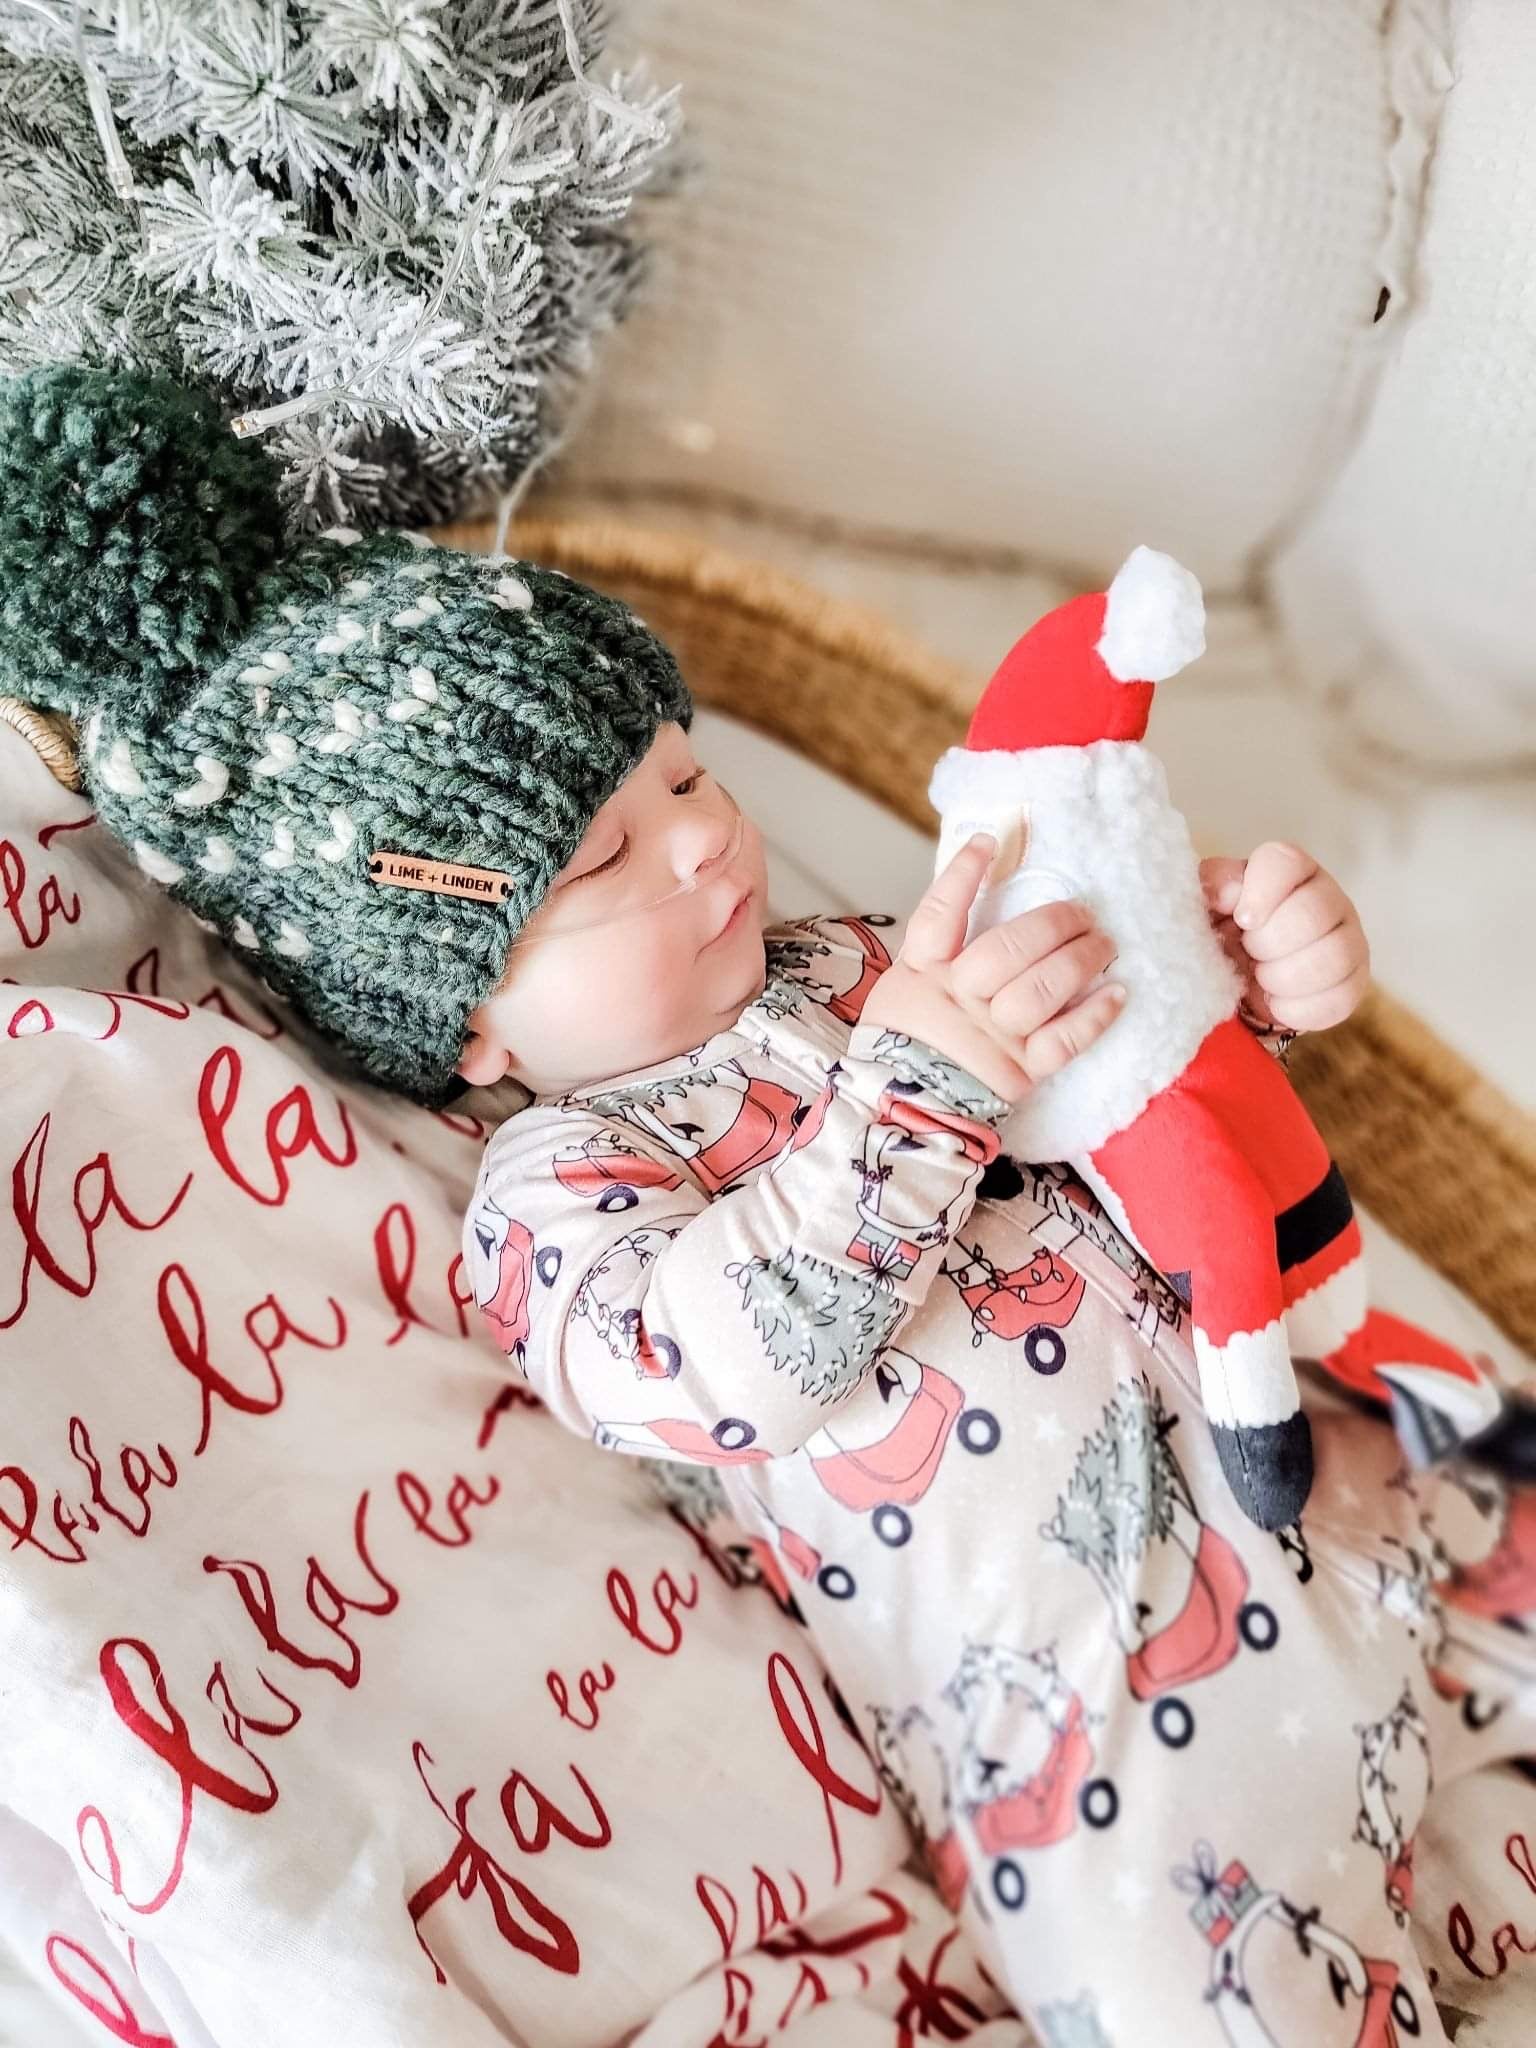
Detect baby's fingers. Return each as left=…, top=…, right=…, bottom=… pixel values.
left=1264, top=963, right=1371, bottom=1032
left=1232, top=841, right=1318, bottom=933
left=1021, top=982, right=1127, bottom=1082
left=951, top=898, right=1097, bottom=1002
left=1239, top=872, right=1351, bottom=964
left=986, top=927, right=1117, bottom=1038
left=1199, top=856, right=1246, bottom=920
left=1252, top=924, right=1365, bottom=1000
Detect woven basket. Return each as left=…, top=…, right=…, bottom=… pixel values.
left=7, top=515, right=1534, bottom=1358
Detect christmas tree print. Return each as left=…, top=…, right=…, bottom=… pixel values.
left=1041, top=1375, right=1195, bottom=1651
left=727, top=1246, right=903, bottom=1404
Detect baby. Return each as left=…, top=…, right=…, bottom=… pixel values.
left=16, top=363, right=1536, bottom=2048
left=459, top=725, right=1536, bottom=2043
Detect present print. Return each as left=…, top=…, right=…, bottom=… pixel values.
left=1174, top=1841, right=1261, bottom=1947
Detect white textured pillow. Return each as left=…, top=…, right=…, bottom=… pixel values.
left=0, top=729, right=1011, bottom=2047
left=570, top=0, right=1407, bottom=586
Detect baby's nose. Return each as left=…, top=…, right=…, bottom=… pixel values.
left=670, top=804, right=735, bottom=883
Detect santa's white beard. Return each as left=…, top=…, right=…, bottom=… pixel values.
left=928, top=739, right=1241, bottom=1163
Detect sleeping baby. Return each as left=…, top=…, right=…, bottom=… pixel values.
left=455, top=661, right=1536, bottom=2044
left=14, top=363, right=1536, bottom=2048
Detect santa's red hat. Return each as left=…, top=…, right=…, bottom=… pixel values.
left=962, top=545, right=1206, bottom=755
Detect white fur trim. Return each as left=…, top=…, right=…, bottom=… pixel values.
left=1096, top=546, right=1205, bottom=683
left=1194, top=1320, right=1297, bottom=1429
left=929, top=740, right=1241, bottom=1158
left=1283, top=1256, right=1368, bottom=1357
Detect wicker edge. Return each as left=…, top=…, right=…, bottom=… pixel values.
left=0, top=695, right=83, bottom=790
left=6, top=516, right=1532, bottom=1357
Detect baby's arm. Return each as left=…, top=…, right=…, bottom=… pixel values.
left=468, top=1034, right=1007, bottom=1461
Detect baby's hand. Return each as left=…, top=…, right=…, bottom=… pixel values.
left=1200, top=842, right=1370, bottom=1032
left=864, top=836, right=1126, bottom=1103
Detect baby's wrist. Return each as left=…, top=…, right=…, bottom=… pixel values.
left=1237, top=997, right=1299, bottom=1063
left=848, top=1023, right=1011, bottom=1129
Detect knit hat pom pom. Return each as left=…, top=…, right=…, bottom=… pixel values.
left=0, top=363, right=286, bottom=721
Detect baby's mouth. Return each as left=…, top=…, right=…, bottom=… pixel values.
left=702, top=881, right=754, bottom=949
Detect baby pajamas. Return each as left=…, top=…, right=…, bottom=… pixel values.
left=466, top=914, right=1536, bottom=2046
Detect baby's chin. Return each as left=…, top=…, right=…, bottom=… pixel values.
left=682, top=930, right=766, bottom=1045
left=727, top=927, right=769, bottom=1009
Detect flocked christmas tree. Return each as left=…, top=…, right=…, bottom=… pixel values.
left=0, top=0, right=683, bottom=532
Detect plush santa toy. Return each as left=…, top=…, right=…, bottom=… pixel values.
left=929, top=547, right=1512, bottom=1529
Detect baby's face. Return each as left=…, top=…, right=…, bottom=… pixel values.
left=457, top=723, right=770, bottom=1095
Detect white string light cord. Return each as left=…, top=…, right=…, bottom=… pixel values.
left=11, top=0, right=666, bottom=481
left=4, top=0, right=135, bottom=196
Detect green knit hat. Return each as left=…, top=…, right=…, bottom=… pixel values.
left=0, top=363, right=692, bottom=1106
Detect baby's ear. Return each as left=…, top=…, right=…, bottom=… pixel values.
left=455, top=1027, right=512, bottom=1088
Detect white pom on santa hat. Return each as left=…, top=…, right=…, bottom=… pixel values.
left=1096, top=545, right=1205, bottom=683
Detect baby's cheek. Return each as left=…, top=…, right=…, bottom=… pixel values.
left=576, top=930, right=683, bottom=1046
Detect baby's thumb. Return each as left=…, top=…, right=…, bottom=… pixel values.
left=1199, top=856, right=1245, bottom=919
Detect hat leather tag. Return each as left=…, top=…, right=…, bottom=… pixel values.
left=369, top=852, right=514, bottom=903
